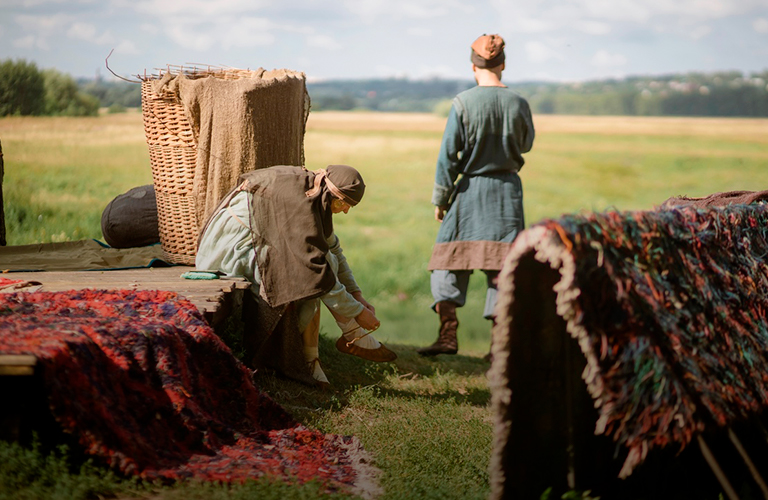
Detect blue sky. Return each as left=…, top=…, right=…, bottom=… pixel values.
left=1, top=0, right=767, bottom=83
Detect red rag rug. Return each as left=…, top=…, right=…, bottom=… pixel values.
left=0, top=289, right=379, bottom=496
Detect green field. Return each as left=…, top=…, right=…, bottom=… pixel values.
left=4, top=111, right=767, bottom=351
left=1, top=110, right=767, bottom=499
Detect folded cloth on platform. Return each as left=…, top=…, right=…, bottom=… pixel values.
left=0, top=239, right=168, bottom=272
left=0, top=289, right=380, bottom=497
left=180, top=271, right=221, bottom=280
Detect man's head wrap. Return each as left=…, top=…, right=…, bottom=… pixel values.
left=470, top=34, right=505, bottom=69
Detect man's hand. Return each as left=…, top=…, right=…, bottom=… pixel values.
left=352, top=291, right=376, bottom=314
left=355, top=307, right=380, bottom=331
left=435, top=205, right=448, bottom=222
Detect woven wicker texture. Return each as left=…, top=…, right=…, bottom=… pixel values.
left=141, top=66, right=309, bottom=264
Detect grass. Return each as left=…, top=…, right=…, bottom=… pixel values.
left=0, top=437, right=350, bottom=500
left=1, top=110, right=767, bottom=499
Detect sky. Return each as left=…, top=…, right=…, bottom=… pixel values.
left=1, top=0, right=768, bottom=84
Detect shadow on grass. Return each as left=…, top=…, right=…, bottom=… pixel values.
left=253, top=335, right=492, bottom=423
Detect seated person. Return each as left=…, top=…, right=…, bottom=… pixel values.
left=196, top=164, right=396, bottom=387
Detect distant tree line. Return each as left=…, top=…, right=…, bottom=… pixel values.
left=515, top=71, right=768, bottom=117
left=2, top=58, right=767, bottom=118
left=77, top=77, right=142, bottom=109
left=75, top=71, right=768, bottom=117
left=0, top=59, right=99, bottom=116
left=308, top=78, right=474, bottom=113
left=308, top=71, right=768, bottom=118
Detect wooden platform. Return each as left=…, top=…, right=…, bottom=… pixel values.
left=2, top=266, right=251, bottom=328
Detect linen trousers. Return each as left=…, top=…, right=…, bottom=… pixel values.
left=430, top=269, right=499, bottom=319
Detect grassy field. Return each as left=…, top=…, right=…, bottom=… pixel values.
left=1, top=110, right=767, bottom=499
left=3, top=110, right=768, bottom=350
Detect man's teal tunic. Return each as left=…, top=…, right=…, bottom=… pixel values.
left=428, top=85, right=535, bottom=271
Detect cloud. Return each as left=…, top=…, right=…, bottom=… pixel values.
left=306, top=34, right=341, bottom=50
left=575, top=0, right=762, bottom=22
left=164, top=25, right=217, bottom=51
left=754, top=18, right=768, bottom=34
left=118, top=0, right=329, bottom=52
left=514, top=16, right=556, bottom=34
left=342, top=0, right=471, bottom=23
left=15, top=13, right=73, bottom=33
left=12, top=14, right=74, bottom=50
left=574, top=20, right=612, bottom=35
left=407, top=27, right=432, bottom=37
left=493, top=0, right=768, bottom=39
left=67, top=22, right=115, bottom=44
left=217, top=17, right=276, bottom=49
left=591, top=49, right=627, bottom=67
left=113, top=39, right=139, bottom=55
left=524, top=41, right=566, bottom=64
left=688, top=25, right=712, bottom=40
left=11, top=0, right=69, bottom=6
left=159, top=16, right=275, bottom=50
left=14, top=34, right=50, bottom=50
left=128, top=0, right=269, bottom=18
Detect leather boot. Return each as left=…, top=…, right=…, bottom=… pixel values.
left=417, top=301, right=459, bottom=356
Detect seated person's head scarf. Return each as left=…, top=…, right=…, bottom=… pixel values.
left=230, top=164, right=367, bottom=307
left=306, top=164, right=366, bottom=208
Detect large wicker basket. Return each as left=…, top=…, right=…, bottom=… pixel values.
left=140, top=66, right=307, bottom=265
left=141, top=77, right=198, bottom=264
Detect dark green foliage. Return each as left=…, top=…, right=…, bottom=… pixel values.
left=78, top=79, right=141, bottom=108
left=107, top=103, right=127, bottom=114
left=0, top=59, right=99, bottom=117
left=516, top=70, right=768, bottom=117
left=0, top=59, right=45, bottom=116
left=42, top=69, right=99, bottom=117
left=308, top=77, right=474, bottom=112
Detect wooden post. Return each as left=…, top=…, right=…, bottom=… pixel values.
left=0, top=138, right=5, bottom=246
left=698, top=434, right=740, bottom=500
left=727, top=428, right=768, bottom=499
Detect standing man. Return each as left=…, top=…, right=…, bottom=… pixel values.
left=418, top=34, right=535, bottom=358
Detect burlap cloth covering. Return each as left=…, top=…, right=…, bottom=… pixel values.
left=151, top=69, right=309, bottom=233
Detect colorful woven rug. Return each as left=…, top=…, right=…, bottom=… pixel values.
left=0, top=289, right=379, bottom=497
left=489, top=203, right=768, bottom=484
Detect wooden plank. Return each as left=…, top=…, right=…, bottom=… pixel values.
left=8, top=283, right=240, bottom=294
left=0, top=355, right=37, bottom=376
left=1, top=266, right=250, bottom=329
left=5, top=268, right=248, bottom=284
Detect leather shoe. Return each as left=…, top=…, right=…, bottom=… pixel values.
left=336, top=336, right=397, bottom=362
